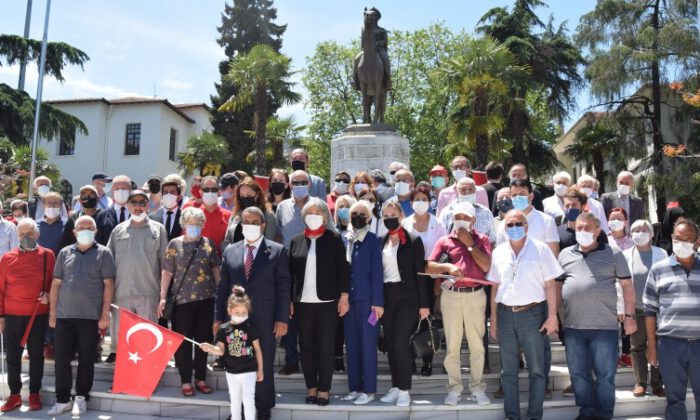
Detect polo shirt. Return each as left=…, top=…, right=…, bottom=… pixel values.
left=643, top=256, right=700, bottom=339
left=200, top=204, right=232, bottom=249
left=487, top=238, right=563, bottom=306
left=496, top=208, right=558, bottom=246
left=53, top=243, right=116, bottom=320
left=428, top=230, right=491, bottom=288
left=557, top=242, right=631, bottom=330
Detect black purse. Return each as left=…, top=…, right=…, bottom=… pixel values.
left=162, top=238, right=202, bottom=321
left=410, top=315, right=442, bottom=358
left=377, top=321, right=388, bottom=353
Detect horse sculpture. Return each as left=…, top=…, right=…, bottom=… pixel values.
left=353, top=7, right=388, bottom=124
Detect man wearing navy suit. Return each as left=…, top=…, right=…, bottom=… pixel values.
left=215, top=206, right=291, bottom=420
left=95, top=175, right=132, bottom=245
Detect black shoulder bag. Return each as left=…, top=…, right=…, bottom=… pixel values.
left=410, top=315, right=442, bottom=358
left=162, top=238, right=202, bottom=321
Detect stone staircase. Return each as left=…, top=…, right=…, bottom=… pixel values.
left=3, top=339, right=696, bottom=419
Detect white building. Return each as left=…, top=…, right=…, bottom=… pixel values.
left=41, top=97, right=211, bottom=202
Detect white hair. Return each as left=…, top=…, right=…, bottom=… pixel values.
left=75, top=215, right=97, bottom=230
left=33, top=176, right=51, bottom=188
left=552, top=171, right=572, bottom=184
left=301, top=197, right=331, bottom=225
left=577, top=174, right=596, bottom=185
left=180, top=206, right=206, bottom=226
left=111, top=175, right=131, bottom=185
left=17, top=218, right=39, bottom=234
left=456, top=177, right=476, bottom=186
left=630, top=219, right=654, bottom=238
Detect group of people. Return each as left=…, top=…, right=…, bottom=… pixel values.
left=0, top=148, right=697, bottom=420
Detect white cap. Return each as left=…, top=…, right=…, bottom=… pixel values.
left=452, top=201, right=475, bottom=218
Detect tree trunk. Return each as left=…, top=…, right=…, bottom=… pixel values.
left=650, top=0, right=666, bottom=220
left=593, top=151, right=606, bottom=194
left=473, top=89, right=489, bottom=168
left=254, top=86, right=267, bottom=176
left=509, top=88, right=528, bottom=164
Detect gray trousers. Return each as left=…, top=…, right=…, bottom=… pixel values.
left=109, top=295, right=159, bottom=352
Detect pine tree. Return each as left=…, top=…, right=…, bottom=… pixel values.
left=210, top=0, right=287, bottom=173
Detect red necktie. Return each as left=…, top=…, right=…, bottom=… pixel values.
left=244, top=245, right=254, bottom=280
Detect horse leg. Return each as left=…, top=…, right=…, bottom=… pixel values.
left=376, top=91, right=386, bottom=124
left=363, top=94, right=373, bottom=124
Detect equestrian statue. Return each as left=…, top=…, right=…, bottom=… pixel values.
left=353, top=7, right=391, bottom=125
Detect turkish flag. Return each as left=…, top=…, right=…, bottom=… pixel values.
left=112, top=309, right=185, bottom=398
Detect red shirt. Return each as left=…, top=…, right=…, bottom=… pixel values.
left=199, top=204, right=232, bottom=250
left=327, top=192, right=340, bottom=216
left=429, top=230, right=491, bottom=288
left=0, top=247, right=55, bottom=316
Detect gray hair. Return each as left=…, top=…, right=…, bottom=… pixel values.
left=241, top=206, right=265, bottom=224
left=576, top=212, right=600, bottom=227
left=33, top=176, right=51, bottom=188
left=75, top=215, right=97, bottom=230
left=552, top=171, right=572, bottom=184
left=577, top=174, right=596, bottom=186
left=180, top=206, right=206, bottom=226
left=630, top=219, right=654, bottom=238
left=301, top=197, right=331, bottom=225
left=17, top=218, right=39, bottom=234
left=111, top=175, right=131, bottom=186
left=456, top=177, right=476, bottom=187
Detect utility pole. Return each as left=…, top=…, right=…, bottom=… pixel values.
left=17, top=0, right=34, bottom=91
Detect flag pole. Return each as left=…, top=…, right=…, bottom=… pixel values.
left=110, top=303, right=201, bottom=346
left=28, top=0, right=52, bottom=203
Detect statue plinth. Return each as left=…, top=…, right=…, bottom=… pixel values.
left=331, top=124, right=410, bottom=177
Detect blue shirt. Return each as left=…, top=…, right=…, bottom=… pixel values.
left=38, top=220, right=64, bottom=256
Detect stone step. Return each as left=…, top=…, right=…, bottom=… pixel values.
left=2, top=375, right=694, bottom=420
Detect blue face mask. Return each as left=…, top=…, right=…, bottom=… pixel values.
left=186, top=225, right=202, bottom=238
left=292, top=185, right=309, bottom=199
left=512, top=195, right=529, bottom=211
left=564, top=207, right=581, bottom=222
left=431, top=176, right=446, bottom=189
left=506, top=225, right=526, bottom=241
left=337, top=207, right=350, bottom=222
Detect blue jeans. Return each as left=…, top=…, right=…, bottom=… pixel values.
left=658, top=336, right=700, bottom=420
left=498, top=303, right=546, bottom=420
left=564, top=328, right=618, bottom=419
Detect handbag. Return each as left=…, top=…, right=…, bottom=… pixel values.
left=410, top=315, right=442, bottom=358
left=377, top=320, right=388, bottom=354
left=162, top=238, right=202, bottom=321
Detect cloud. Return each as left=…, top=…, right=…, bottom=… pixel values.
left=161, top=79, right=192, bottom=90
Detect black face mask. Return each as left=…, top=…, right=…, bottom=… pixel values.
left=148, top=182, right=161, bottom=194
left=81, top=196, right=98, bottom=209
left=291, top=160, right=305, bottom=171
left=239, top=196, right=257, bottom=209
left=270, top=181, right=286, bottom=195
left=497, top=198, right=514, bottom=214
left=383, top=217, right=400, bottom=231
left=350, top=214, right=368, bottom=230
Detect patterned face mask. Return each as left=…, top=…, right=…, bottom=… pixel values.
left=19, top=235, right=38, bottom=251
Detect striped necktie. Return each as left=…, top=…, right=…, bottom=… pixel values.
left=245, top=245, right=255, bottom=280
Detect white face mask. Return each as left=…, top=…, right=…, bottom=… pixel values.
left=575, top=231, right=595, bottom=247
left=673, top=240, right=696, bottom=259
left=130, top=212, right=147, bottom=223
left=632, top=231, right=650, bottom=246
left=76, top=229, right=95, bottom=246
left=394, top=181, right=410, bottom=196
left=242, top=223, right=262, bottom=242
left=452, top=169, right=467, bottom=182
left=617, top=184, right=630, bottom=196
left=354, top=183, right=369, bottom=195
left=161, top=193, right=178, bottom=209
left=202, top=192, right=218, bottom=206
left=412, top=201, right=429, bottom=216
left=305, top=214, right=324, bottom=231
left=334, top=182, right=349, bottom=195
left=580, top=187, right=593, bottom=198
left=44, top=207, right=60, bottom=219
left=37, top=185, right=50, bottom=197
left=113, top=189, right=130, bottom=205
left=230, top=315, right=248, bottom=324
left=457, top=193, right=476, bottom=204
left=453, top=220, right=471, bottom=232
left=554, top=183, right=568, bottom=197
left=608, top=220, right=625, bottom=232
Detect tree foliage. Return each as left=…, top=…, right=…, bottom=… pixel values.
left=176, top=132, right=231, bottom=177
left=0, top=34, right=89, bottom=82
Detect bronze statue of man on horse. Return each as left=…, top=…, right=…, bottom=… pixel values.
left=353, top=7, right=391, bottom=124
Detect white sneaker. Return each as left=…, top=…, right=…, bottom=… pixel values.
left=47, top=401, right=73, bottom=416
left=72, top=396, right=87, bottom=416
left=341, top=391, right=359, bottom=401
left=380, top=387, right=399, bottom=403
left=444, top=391, right=461, bottom=405
left=353, top=393, right=375, bottom=405
left=396, top=390, right=410, bottom=407
left=471, top=391, right=490, bottom=406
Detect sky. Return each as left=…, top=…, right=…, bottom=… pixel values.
left=0, top=0, right=597, bottom=129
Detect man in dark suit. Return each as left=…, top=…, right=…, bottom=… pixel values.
left=483, top=162, right=504, bottom=215
left=95, top=175, right=132, bottom=245
left=601, top=171, right=644, bottom=226
left=215, top=206, right=291, bottom=420
left=148, top=178, right=183, bottom=241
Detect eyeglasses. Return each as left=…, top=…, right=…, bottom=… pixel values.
left=505, top=222, right=526, bottom=228
left=291, top=181, right=309, bottom=186
left=129, top=200, right=148, bottom=207
left=201, top=187, right=219, bottom=193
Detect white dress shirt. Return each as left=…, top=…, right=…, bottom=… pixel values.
left=382, top=242, right=402, bottom=283
left=114, top=203, right=131, bottom=222
left=0, top=218, right=19, bottom=258
left=487, top=238, right=563, bottom=306
left=242, top=235, right=264, bottom=264
left=496, top=208, right=559, bottom=246
left=300, top=238, right=332, bottom=303
left=585, top=198, right=610, bottom=234
left=542, top=195, right=565, bottom=220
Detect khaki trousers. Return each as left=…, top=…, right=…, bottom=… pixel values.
left=109, top=295, right=159, bottom=352
left=441, top=288, right=486, bottom=394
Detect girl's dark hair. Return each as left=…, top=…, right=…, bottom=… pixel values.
left=228, top=285, right=252, bottom=312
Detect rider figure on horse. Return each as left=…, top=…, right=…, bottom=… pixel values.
left=353, top=7, right=391, bottom=91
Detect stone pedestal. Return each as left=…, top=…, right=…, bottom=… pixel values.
left=330, top=124, right=410, bottom=177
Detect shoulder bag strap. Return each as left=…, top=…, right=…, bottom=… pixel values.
left=170, top=238, right=202, bottom=301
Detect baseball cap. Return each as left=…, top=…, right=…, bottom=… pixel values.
left=452, top=201, right=475, bottom=218
left=92, top=172, right=112, bottom=183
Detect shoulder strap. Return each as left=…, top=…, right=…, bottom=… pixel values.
left=42, top=250, right=48, bottom=293
left=171, top=237, right=202, bottom=300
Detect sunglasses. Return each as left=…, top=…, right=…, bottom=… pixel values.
left=505, top=222, right=526, bottom=228
left=80, top=194, right=97, bottom=200
left=334, top=179, right=350, bottom=184
left=291, top=181, right=309, bottom=186
left=129, top=200, right=148, bottom=207
left=201, top=187, right=219, bottom=193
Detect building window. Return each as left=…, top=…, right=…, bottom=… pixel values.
left=125, top=123, right=141, bottom=155
left=58, top=130, right=75, bottom=155
left=60, top=180, right=73, bottom=209
left=169, top=128, right=177, bottom=161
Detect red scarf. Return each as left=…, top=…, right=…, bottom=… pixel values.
left=304, top=226, right=326, bottom=239
left=388, top=227, right=406, bottom=245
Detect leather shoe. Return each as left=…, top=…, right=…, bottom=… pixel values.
left=632, top=385, right=646, bottom=397
left=305, top=396, right=317, bottom=405
left=279, top=364, right=298, bottom=375
left=195, top=381, right=213, bottom=394
left=652, top=387, right=666, bottom=397
left=104, top=352, right=117, bottom=364
left=494, top=385, right=504, bottom=399
left=334, top=357, right=345, bottom=372
left=317, top=397, right=329, bottom=406
left=420, top=362, right=432, bottom=377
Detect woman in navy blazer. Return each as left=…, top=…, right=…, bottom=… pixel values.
left=289, top=198, right=349, bottom=406
left=341, top=199, right=384, bottom=405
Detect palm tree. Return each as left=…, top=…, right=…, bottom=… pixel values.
left=176, top=132, right=231, bottom=177
left=245, top=115, right=306, bottom=170
left=218, top=44, right=300, bottom=175
left=438, top=37, right=529, bottom=168
left=565, top=122, right=619, bottom=193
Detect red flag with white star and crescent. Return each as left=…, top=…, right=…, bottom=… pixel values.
left=112, top=308, right=185, bottom=398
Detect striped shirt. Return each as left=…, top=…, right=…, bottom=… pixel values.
left=643, top=256, right=700, bottom=340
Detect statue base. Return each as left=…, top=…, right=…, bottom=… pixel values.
left=331, top=124, right=410, bottom=177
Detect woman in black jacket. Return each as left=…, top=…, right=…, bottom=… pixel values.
left=378, top=200, right=430, bottom=407
left=289, top=198, right=350, bottom=406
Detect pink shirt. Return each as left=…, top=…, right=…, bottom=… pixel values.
left=429, top=230, right=491, bottom=288
left=436, top=184, right=489, bottom=216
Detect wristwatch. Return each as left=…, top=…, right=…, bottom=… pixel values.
left=467, top=246, right=474, bottom=253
